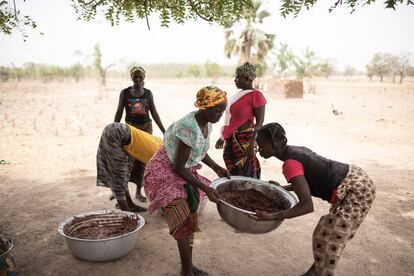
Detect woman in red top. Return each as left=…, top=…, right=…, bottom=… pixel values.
left=114, top=66, right=165, bottom=202
left=251, top=123, right=376, bottom=276
left=215, top=62, right=266, bottom=178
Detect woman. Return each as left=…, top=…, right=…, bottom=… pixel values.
left=215, top=62, right=266, bottom=179
left=114, top=66, right=165, bottom=202
left=96, top=122, right=163, bottom=212
left=251, top=123, right=376, bottom=276
left=144, top=86, right=229, bottom=276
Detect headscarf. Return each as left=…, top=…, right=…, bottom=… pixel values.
left=235, top=62, right=256, bottom=81
left=130, top=66, right=146, bottom=78
left=194, top=85, right=227, bottom=110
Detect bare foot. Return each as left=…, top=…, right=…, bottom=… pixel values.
left=135, top=190, right=147, bottom=203
left=192, top=266, right=210, bottom=276
left=135, top=193, right=147, bottom=203
left=301, top=264, right=316, bottom=276
left=129, top=204, right=147, bottom=212
left=181, top=269, right=194, bottom=276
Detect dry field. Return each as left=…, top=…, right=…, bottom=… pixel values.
left=0, top=77, right=413, bottom=275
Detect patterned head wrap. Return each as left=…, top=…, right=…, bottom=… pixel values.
left=194, top=86, right=227, bottom=110
left=130, top=66, right=146, bottom=78
left=235, top=62, right=256, bottom=81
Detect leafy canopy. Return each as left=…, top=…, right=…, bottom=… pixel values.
left=1, top=0, right=412, bottom=36
left=71, top=0, right=253, bottom=28
left=279, top=0, right=413, bottom=17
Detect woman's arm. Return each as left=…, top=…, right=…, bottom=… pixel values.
left=253, top=105, right=265, bottom=131
left=279, top=175, right=314, bottom=219
left=114, top=90, right=125, bottom=122
left=202, top=153, right=230, bottom=178
left=172, top=140, right=219, bottom=202
left=148, top=91, right=166, bottom=133
left=246, top=105, right=265, bottom=157
left=251, top=175, right=313, bottom=221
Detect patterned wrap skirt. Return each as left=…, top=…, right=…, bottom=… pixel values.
left=313, top=165, right=376, bottom=276
left=223, top=127, right=261, bottom=179
left=144, top=146, right=211, bottom=243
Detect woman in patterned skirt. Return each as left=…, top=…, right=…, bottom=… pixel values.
left=215, top=62, right=266, bottom=179
left=96, top=122, right=163, bottom=212
left=144, top=86, right=229, bottom=276
left=251, top=123, right=376, bottom=276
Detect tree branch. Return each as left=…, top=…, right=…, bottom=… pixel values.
left=144, top=0, right=150, bottom=30
left=13, top=0, right=17, bottom=18
left=187, top=0, right=213, bottom=22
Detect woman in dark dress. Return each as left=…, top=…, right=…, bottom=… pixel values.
left=114, top=66, right=165, bottom=202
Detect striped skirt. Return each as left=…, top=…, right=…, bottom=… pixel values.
left=162, top=198, right=200, bottom=244
left=96, top=123, right=131, bottom=201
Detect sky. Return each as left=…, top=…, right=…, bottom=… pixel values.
left=1, top=0, right=413, bottom=71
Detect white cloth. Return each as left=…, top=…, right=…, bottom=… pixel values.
left=220, top=89, right=253, bottom=139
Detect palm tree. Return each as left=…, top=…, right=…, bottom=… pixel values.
left=224, top=1, right=274, bottom=68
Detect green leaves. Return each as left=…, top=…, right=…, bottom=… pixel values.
left=280, top=0, right=413, bottom=17
left=223, top=1, right=274, bottom=66
left=0, top=0, right=36, bottom=39
left=71, top=0, right=253, bottom=28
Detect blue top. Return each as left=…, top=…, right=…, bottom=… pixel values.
left=164, top=111, right=212, bottom=168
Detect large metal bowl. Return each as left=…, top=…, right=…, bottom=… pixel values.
left=211, top=176, right=298, bottom=234
left=0, top=235, right=14, bottom=263
left=58, top=210, right=145, bottom=262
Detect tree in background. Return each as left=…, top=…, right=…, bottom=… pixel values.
left=187, top=64, right=201, bottom=78
left=204, top=61, right=221, bottom=82
left=224, top=1, right=274, bottom=67
left=407, top=65, right=414, bottom=78
left=393, top=52, right=411, bottom=84
left=344, top=65, right=357, bottom=80
left=367, top=52, right=393, bottom=82
left=94, top=44, right=113, bottom=86
left=272, top=42, right=296, bottom=78
left=0, top=66, right=10, bottom=81
left=318, top=60, right=335, bottom=79
left=293, top=47, right=319, bottom=80
left=68, top=63, right=84, bottom=82
left=292, top=47, right=320, bottom=93
left=366, top=65, right=375, bottom=81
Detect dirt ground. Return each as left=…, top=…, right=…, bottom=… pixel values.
left=0, top=77, right=413, bottom=276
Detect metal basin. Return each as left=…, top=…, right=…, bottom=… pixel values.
left=211, top=176, right=298, bottom=234
left=58, top=210, right=145, bottom=262
left=0, top=235, right=14, bottom=263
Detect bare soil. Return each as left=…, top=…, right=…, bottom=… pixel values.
left=0, top=77, right=413, bottom=275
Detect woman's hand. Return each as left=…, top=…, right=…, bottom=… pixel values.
left=205, top=187, right=219, bottom=203
left=215, top=138, right=224, bottom=149
left=249, top=210, right=284, bottom=221
left=268, top=180, right=281, bottom=186
left=214, top=165, right=231, bottom=178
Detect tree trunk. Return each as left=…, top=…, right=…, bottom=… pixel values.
left=380, top=75, right=383, bottom=82
left=399, top=73, right=404, bottom=84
